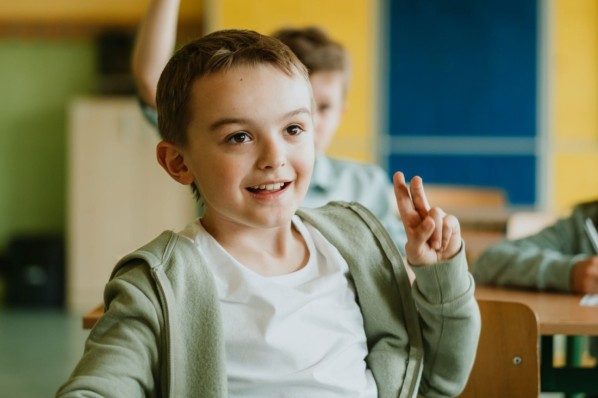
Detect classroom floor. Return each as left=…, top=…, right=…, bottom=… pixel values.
left=0, top=306, right=570, bottom=398
left=0, top=307, right=88, bottom=397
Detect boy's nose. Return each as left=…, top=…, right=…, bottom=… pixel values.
left=257, top=137, right=287, bottom=169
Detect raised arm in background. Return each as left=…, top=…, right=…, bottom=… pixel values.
left=132, top=0, right=181, bottom=108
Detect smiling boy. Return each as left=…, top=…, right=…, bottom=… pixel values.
left=132, top=1, right=406, bottom=250
left=158, top=61, right=314, bottom=276
left=57, top=30, right=479, bottom=398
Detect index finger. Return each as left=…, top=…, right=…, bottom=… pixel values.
left=393, top=171, right=418, bottom=220
left=408, top=176, right=431, bottom=219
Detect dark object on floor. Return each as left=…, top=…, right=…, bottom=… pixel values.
left=5, top=234, right=65, bottom=308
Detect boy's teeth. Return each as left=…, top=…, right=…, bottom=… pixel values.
left=253, top=183, right=283, bottom=191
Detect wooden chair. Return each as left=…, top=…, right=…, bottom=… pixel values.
left=415, top=185, right=508, bottom=263
left=391, top=184, right=507, bottom=217
left=423, top=184, right=507, bottom=209
left=459, top=299, right=540, bottom=398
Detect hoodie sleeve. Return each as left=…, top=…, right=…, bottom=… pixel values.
left=411, top=245, right=481, bottom=398
left=56, top=263, right=163, bottom=398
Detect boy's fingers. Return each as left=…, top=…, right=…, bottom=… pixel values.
left=408, top=176, right=430, bottom=219
left=442, top=218, right=452, bottom=250
left=393, top=172, right=417, bottom=221
left=405, top=217, right=435, bottom=257
left=442, top=214, right=461, bottom=254
left=428, top=207, right=445, bottom=251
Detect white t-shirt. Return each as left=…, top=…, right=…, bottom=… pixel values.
left=178, top=216, right=378, bottom=398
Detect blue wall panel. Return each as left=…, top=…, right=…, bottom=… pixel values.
left=385, top=0, right=538, bottom=205
left=389, top=154, right=536, bottom=205
left=388, top=0, right=537, bottom=137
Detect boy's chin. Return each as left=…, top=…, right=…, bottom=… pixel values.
left=253, top=207, right=299, bottom=226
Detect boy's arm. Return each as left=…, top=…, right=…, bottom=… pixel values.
left=56, top=264, right=162, bottom=397
left=131, top=0, right=181, bottom=108
left=393, top=171, right=480, bottom=396
left=472, top=215, right=590, bottom=292
left=410, top=249, right=479, bottom=397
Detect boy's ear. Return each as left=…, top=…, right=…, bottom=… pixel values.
left=156, top=141, right=195, bottom=186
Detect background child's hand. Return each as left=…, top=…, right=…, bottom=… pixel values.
left=394, top=171, right=462, bottom=266
left=571, top=256, right=598, bottom=294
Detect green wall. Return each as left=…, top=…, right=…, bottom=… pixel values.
left=0, top=40, right=95, bottom=252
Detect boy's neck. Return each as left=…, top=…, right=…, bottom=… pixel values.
left=201, top=218, right=309, bottom=276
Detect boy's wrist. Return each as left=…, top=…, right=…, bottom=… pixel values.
left=410, top=242, right=470, bottom=304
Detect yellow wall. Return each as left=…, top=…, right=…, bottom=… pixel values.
left=205, top=0, right=378, bottom=162
left=553, top=0, right=598, bottom=209
left=0, top=1, right=202, bottom=23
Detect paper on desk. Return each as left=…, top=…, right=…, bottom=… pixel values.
left=580, top=294, right=598, bottom=306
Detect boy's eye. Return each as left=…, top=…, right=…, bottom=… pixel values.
left=227, top=132, right=251, bottom=144
left=285, top=125, right=304, bottom=136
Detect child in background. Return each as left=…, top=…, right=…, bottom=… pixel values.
left=131, top=0, right=406, bottom=250
left=472, top=200, right=598, bottom=293
left=57, top=29, right=479, bottom=397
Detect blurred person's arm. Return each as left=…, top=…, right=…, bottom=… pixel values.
left=472, top=206, right=597, bottom=292
left=132, top=0, right=181, bottom=108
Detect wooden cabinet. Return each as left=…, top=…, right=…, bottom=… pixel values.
left=67, top=97, right=196, bottom=313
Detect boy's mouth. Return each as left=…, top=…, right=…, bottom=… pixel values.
left=247, top=182, right=290, bottom=193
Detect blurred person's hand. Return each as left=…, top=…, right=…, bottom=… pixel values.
left=571, top=256, right=598, bottom=294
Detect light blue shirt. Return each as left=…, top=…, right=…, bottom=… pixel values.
left=139, top=100, right=406, bottom=253
left=304, top=154, right=406, bottom=253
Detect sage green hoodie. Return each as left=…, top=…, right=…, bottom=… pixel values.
left=57, top=202, right=480, bottom=398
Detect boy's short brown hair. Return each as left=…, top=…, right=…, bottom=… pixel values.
left=272, top=26, right=351, bottom=91
left=156, top=29, right=309, bottom=146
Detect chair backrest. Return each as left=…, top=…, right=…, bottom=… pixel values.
left=423, top=184, right=507, bottom=209
left=459, top=299, right=540, bottom=398
left=506, top=211, right=559, bottom=240
left=391, top=184, right=507, bottom=218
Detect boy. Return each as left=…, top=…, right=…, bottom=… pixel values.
left=131, top=0, right=406, bottom=250
left=58, top=30, right=479, bottom=397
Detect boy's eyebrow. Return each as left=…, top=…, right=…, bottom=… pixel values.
left=283, top=107, right=312, bottom=120
left=208, top=107, right=312, bottom=131
left=209, top=117, right=250, bottom=132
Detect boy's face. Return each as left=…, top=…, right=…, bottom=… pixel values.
left=180, top=64, right=315, bottom=232
left=309, top=70, right=347, bottom=153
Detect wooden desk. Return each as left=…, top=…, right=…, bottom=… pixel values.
left=455, top=207, right=509, bottom=264
left=476, top=285, right=598, bottom=394
left=83, top=304, right=103, bottom=329
left=475, top=285, right=598, bottom=336
left=461, top=229, right=504, bottom=264
left=449, top=206, right=513, bottom=232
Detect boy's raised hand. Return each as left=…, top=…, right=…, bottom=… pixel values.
left=393, top=171, right=462, bottom=266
